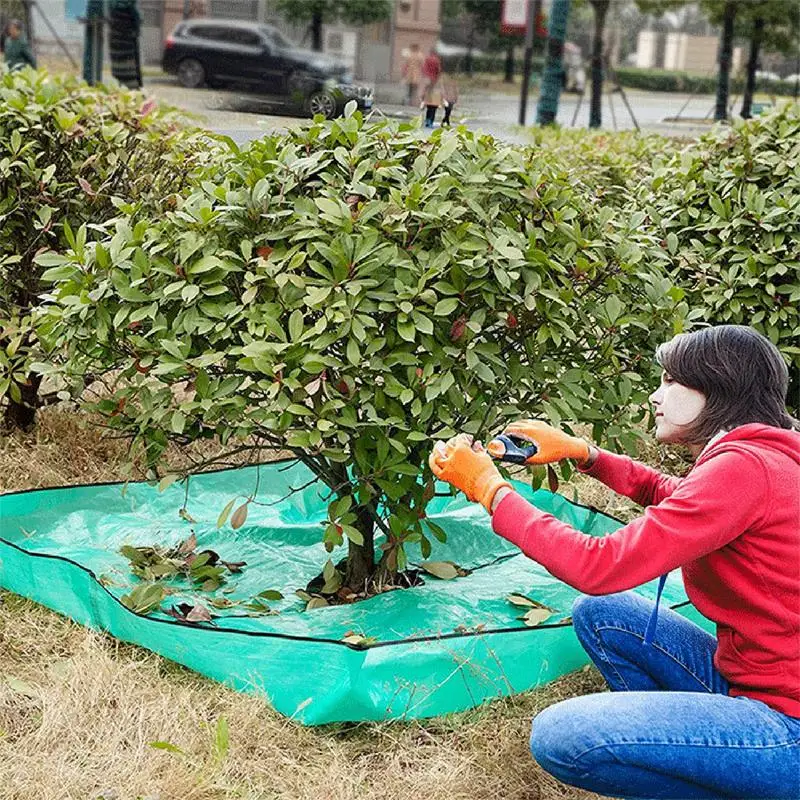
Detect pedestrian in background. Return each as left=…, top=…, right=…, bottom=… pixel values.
left=422, top=46, right=442, bottom=89
left=109, top=0, right=142, bottom=88
left=441, top=74, right=459, bottom=127
left=400, top=43, right=423, bottom=106
left=2, top=19, right=36, bottom=71
left=420, top=79, right=442, bottom=129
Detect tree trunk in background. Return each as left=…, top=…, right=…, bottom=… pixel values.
left=311, top=11, right=323, bottom=52
left=715, top=1, right=738, bottom=121
left=504, top=44, right=514, bottom=82
left=465, top=21, right=475, bottom=77
left=741, top=16, right=765, bottom=119
left=589, top=0, right=610, bottom=129
left=536, top=0, right=571, bottom=124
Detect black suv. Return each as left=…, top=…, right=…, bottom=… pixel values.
left=162, top=19, right=373, bottom=118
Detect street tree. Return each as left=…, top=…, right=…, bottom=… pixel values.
left=737, top=0, right=800, bottom=118
left=274, top=0, right=391, bottom=53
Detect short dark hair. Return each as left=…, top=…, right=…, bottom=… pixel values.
left=655, top=325, right=799, bottom=445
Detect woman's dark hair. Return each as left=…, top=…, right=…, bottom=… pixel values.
left=655, top=325, right=799, bottom=444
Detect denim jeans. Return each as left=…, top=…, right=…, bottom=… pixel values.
left=530, top=592, right=800, bottom=799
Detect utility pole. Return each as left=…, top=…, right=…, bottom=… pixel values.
left=518, top=0, right=541, bottom=126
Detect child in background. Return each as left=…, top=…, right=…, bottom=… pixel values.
left=420, top=80, right=442, bottom=129
left=441, top=74, right=459, bottom=127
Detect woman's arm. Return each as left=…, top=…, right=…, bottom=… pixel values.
left=579, top=447, right=683, bottom=507
left=491, top=449, right=767, bottom=595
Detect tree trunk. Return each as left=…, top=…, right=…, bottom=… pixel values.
left=465, top=20, right=475, bottom=77
left=589, top=0, right=609, bottom=129
left=536, top=0, right=571, bottom=125
left=311, top=11, right=323, bottom=52
left=344, top=504, right=375, bottom=590
left=741, top=16, right=764, bottom=119
left=504, top=44, right=514, bottom=82
left=3, top=372, right=42, bottom=432
left=715, top=1, right=738, bottom=121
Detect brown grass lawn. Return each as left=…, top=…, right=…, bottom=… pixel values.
left=0, top=409, right=669, bottom=800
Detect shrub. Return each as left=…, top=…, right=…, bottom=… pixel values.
left=616, top=67, right=795, bottom=97
left=645, top=104, right=800, bottom=404
left=0, top=67, right=216, bottom=429
left=41, top=107, right=686, bottom=589
left=526, top=127, right=680, bottom=207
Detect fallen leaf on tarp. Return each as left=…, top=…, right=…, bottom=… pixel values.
left=506, top=593, right=556, bottom=611
left=221, top=560, right=247, bottom=573
left=341, top=632, right=378, bottom=647
left=518, top=608, right=555, bottom=627
left=178, top=533, right=197, bottom=555
left=420, top=561, right=470, bottom=580
left=257, top=590, right=284, bottom=601
left=121, top=582, right=167, bottom=614
left=164, top=602, right=214, bottom=624
left=305, top=597, right=329, bottom=611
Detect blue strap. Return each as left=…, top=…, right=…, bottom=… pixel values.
left=643, top=573, right=669, bottom=646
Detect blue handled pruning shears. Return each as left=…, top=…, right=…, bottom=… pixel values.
left=486, top=434, right=539, bottom=465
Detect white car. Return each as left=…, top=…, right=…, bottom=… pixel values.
left=782, top=73, right=800, bottom=86
left=755, top=70, right=782, bottom=82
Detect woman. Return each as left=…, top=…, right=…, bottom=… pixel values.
left=430, top=325, right=800, bottom=799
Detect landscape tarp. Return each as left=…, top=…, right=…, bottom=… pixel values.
left=0, top=460, right=709, bottom=724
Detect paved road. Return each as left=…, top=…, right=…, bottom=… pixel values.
left=146, top=78, right=718, bottom=145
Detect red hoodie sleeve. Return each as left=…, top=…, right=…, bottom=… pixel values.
left=579, top=448, right=682, bottom=506
left=492, top=449, right=768, bottom=595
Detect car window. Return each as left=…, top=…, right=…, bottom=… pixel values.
left=229, top=29, right=261, bottom=46
left=189, top=25, right=232, bottom=42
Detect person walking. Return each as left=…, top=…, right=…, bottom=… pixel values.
left=401, top=43, right=424, bottom=106
left=420, top=79, right=442, bottom=128
left=422, top=46, right=442, bottom=89
left=2, top=19, right=36, bottom=71
left=441, top=74, right=459, bottom=126
left=108, top=0, right=142, bottom=89
left=429, top=324, right=800, bottom=800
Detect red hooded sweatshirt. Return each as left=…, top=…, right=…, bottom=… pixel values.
left=492, top=424, right=800, bottom=717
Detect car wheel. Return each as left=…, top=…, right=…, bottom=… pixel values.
left=178, top=58, right=206, bottom=89
left=306, top=90, right=337, bottom=119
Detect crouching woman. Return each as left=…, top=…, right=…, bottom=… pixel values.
left=430, top=325, right=800, bottom=800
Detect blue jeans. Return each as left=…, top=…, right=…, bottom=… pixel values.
left=530, top=592, right=800, bottom=799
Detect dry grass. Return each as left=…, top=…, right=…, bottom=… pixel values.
left=0, top=408, right=671, bottom=800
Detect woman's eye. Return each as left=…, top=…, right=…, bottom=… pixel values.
left=662, top=374, right=674, bottom=384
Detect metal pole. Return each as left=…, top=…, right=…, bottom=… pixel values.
left=518, top=0, right=537, bottom=126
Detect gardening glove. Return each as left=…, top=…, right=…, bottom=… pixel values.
left=428, top=434, right=513, bottom=513
left=493, top=420, right=590, bottom=466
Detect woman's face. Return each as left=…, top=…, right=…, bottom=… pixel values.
left=649, top=371, right=707, bottom=444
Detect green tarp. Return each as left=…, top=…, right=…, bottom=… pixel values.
left=0, top=461, right=708, bottom=724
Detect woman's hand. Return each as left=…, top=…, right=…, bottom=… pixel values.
left=502, top=420, right=593, bottom=466
left=428, top=434, right=513, bottom=513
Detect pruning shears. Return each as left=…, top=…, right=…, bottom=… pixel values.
left=486, top=434, right=539, bottom=465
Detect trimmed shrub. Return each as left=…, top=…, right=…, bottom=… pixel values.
left=0, top=67, right=217, bottom=428
left=41, top=108, right=686, bottom=587
left=616, top=67, right=795, bottom=97
left=645, top=103, right=800, bottom=401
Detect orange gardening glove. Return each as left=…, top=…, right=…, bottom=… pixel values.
left=428, top=434, right=513, bottom=513
left=498, top=420, right=590, bottom=466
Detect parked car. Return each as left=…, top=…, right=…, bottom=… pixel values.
left=162, top=19, right=373, bottom=118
